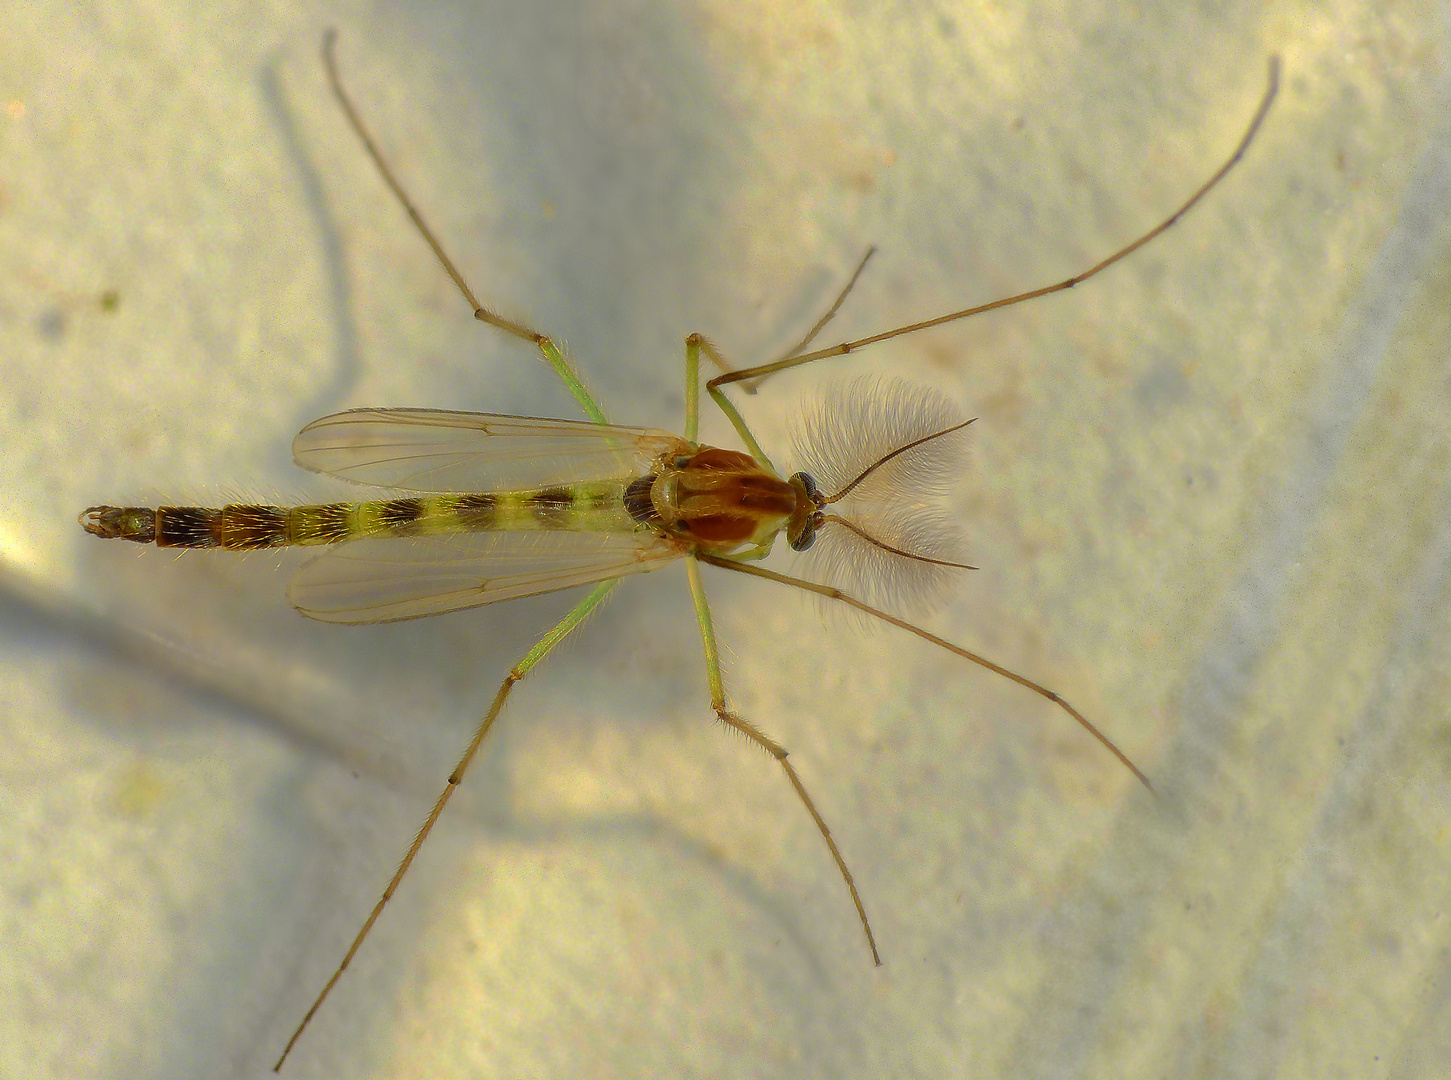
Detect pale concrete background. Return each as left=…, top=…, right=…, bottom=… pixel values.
left=3, top=2, right=1449, bottom=1078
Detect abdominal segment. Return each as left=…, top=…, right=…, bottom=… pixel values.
left=80, top=481, right=637, bottom=550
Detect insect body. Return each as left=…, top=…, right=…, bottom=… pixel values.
left=80, top=412, right=821, bottom=616
left=80, top=31, right=1279, bottom=1071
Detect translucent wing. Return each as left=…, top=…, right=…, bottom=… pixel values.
left=290, top=530, right=685, bottom=624
left=293, top=408, right=687, bottom=492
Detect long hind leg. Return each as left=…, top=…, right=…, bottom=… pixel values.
left=273, top=579, right=620, bottom=1070
left=323, top=30, right=609, bottom=425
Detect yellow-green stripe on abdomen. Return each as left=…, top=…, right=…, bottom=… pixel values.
left=82, top=482, right=635, bottom=549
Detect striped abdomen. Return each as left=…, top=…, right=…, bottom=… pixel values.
left=80, top=481, right=636, bottom=550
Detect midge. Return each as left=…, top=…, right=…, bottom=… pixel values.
left=81, top=32, right=1278, bottom=1070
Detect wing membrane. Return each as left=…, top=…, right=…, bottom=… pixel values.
left=293, top=408, right=686, bottom=492
left=289, top=530, right=684, bottom=624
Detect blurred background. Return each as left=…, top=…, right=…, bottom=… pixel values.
left=3, top=2, right=1448, bottom=1077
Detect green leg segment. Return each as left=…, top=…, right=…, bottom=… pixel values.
left=686, top=334, right=774, bottom=470
left=274, top=578, right=621, bottom=1070
left=684, top=330, right=701, bottom=444
left=323, top=32, right=610, bottom=428
left=683, top=249, right=877, bottom=470
left=535, top=335, right=609, bottom=425
left=683, top=557, right=881, bottom=965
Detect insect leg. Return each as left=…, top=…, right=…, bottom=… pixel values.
left=683, top=557, right=880, bottom=965
left=274, top=578, right=621, bottom=1071
left=701, top=247, right=881, bottom=409
left=766, top=246, right=877, bottom=373
left=684, top=246, right=877, bottom=464
left=707, top=58, right=1279, bottom=393
left=322, top=30, right=609, bottom=425
left=683, top=333, right=772, bottom=468
left=699, top=553, right=1153, bottom=792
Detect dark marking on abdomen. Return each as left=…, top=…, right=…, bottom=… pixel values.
left=624, top=476, right=657, bottom=525
left=219, top=504, right=289, bottom=548
left=377, top=497, right=428, bottom=536
left=455, top=493, right=497, bottom=530
left=529, top=486, right=575, bottom=528
left=155, top=506, right=222, bottom=548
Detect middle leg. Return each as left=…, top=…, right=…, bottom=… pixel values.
left=683, top=556, right=881, bottom=965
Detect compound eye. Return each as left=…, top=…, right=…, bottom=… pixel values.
left=788, top=471, right=820, bottom=504
left=789, top=511, right=820, bottom=552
